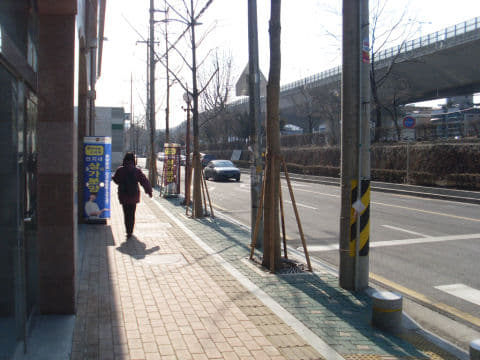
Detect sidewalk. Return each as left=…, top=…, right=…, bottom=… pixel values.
left=71, top=183, right=462, bottom=360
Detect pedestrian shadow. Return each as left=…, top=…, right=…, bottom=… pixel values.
left=116, top=235, right=160, bottom=260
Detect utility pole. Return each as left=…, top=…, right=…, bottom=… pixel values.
left=148, top=0, right=158, bottom=186
left=339, top=0, right=371, bottom=291
left=164, top=6, right=170, bottom=144
left=183, top=91, right=192, bottom=206
left=130, top=72, right=135, bottom=152
left=248, top=0, right=264, bottom=249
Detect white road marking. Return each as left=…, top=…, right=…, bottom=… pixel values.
left=290, top=188, right=340, bottom=198
left=299, top=244, right=340, bottom=252
left=280, top=188, right=480, bottom=223
left=373, top=201, right=480, bottom=222
left=381, top=225, right=430, bottom=237
left=435, top=284, right=480, bottom=307
left=284, top=200, right=318, bottom=210
left=282, top=182, right=311, bottom=188
left=299, top=233, right=480, bottom=252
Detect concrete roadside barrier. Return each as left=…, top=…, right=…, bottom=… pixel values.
left=371, top=291, right=403, bottom=332
left=470, top=339, right=480, bottom=360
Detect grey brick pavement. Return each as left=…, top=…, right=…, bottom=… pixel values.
left=70, top=179, right=458, bottom=360
left=156, top=195, right=458, bottom=360
left=71, top=184, right=322, bottom=360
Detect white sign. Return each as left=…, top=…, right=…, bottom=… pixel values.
left=231, top=150, right=242, bottom=161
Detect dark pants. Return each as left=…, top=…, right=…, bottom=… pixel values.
left=122, top=203, right=137, bottom=235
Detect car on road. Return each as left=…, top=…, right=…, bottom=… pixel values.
left=201, top=154, right=216, bottom=167
left=204, top=160, right=240, bottom=182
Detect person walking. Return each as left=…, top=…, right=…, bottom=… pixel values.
left=112, top=152, right=153, bottom=238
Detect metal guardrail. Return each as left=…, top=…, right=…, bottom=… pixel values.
left=375, top=16, right=480, bottom=60
left=229, top=16, right=480, bottom=107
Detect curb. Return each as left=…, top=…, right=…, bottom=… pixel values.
left=239, top=168, right=480, bottom=205
left=212, top=208, right=471, bottom=360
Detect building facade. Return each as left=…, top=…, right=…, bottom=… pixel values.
left=0, top=0, right=105, bottom=358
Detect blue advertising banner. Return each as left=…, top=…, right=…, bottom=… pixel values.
left=84, top=137, right=111, bottom=220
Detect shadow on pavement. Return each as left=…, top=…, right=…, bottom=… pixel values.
left=116, top=235, right=160, bottom=260
left=163, top=197, right=426, bottom=359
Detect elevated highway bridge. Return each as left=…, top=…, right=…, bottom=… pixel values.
left=228, top=16, right=480, bottom=130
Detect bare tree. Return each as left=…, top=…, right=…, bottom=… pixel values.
left=198, top=50, right=235, bottom=144
left=318, top=87, right=341, bottom=145
left=231, top=111, right=250, bottom=143
left=131, top=115, right=150, bottom=155
left=199, top=51, right=233, bottom=118
left=157, top=0, right=218, bottom=217
left=288, top=85, right=318, bottom=136
left=369, top=0, right=416, bottom=141
left=263, top=0, right=282, bottom=272
left=317, top=0, right=417, bottom=142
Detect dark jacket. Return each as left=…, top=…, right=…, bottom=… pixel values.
left=112, top=161, right=152, bottom=205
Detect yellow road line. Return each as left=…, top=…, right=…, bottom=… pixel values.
left=370, top=272, right=480, bottom=328
left=212, top=203, right=227, bottom=212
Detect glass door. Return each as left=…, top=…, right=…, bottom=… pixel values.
left=24, top=91, right=38, bottom=332
left=0, top=66, right=21, bottom=359
left=0, top=72, right=38, bottom=358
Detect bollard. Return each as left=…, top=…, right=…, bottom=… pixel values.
left=371, top=291, right=403, bottom=333
left=470, top=339, right=480, bottom=360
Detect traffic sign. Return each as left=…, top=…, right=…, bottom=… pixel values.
left=403, top=116, right=416, bottom=128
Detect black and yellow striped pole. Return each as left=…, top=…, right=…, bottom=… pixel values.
left=339, top=0, right=370, bottom=291
left=350, top=179, right=370, bottom=257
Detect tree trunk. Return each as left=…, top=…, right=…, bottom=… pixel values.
left=370, top=74, right=382, bottom=142
left=262, top=0, right=281, bottom=272
left=191, top=0, right=203, bottom=218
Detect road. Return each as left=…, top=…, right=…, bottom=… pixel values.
left=143, top=158, right=480, bottom=341
left=201, top=173, right=480, bottom=323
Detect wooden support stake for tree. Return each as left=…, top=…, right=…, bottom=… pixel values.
left=200, top=168, right=208, bottom=215
left=250, top=161, right=268, bottom=259
left=278, top=182, right=288, bottom=259
left=159, top=159, right=166, bottom=196
left=201, top=167, right=214, bottom=218
left=281, top=158, right=312, bottom=271
left=186, top=165, right=193, bottom=216
left=269, top=154, right=276, bottom=273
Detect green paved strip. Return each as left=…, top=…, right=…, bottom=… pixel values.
left=156, top=197, right=430, bottom=359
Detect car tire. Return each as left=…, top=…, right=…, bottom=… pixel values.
left=236, top=176, right=240, bottom=182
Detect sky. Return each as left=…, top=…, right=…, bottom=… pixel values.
left=94, top=0, right=480, bottom=129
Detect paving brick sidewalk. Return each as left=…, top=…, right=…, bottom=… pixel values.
left=71, top=182, right=459, bottom=359
left=71, top=185, right=321, bottom=360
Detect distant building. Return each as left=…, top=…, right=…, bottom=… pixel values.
left=95, top=107, right=127, bottom=165
left=235, top=63, right=267, bottom=97
left=282, top=124, right=304, bottom=135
